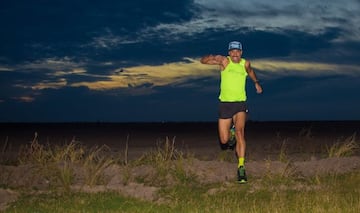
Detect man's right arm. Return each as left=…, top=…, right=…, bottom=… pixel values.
left=200, top=55, right=226, bottom=65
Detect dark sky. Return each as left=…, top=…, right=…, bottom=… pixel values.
left=1, top=0, right=360, bottom=122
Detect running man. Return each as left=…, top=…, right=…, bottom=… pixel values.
left=200, top=41, right=263, bottom=183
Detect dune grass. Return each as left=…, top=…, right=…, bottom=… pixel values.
left=131, top=136, right=198, bottom=186
left=5, top=170, right=360, bottom=213
left=2, top=130, right=360, bottom=212
left=16, top=132, right=115, bottom=190
left=327, top=133, right=359, bottom=157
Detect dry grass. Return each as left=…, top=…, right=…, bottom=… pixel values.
left=83, top=145, right=114, bottom=186
left=16, top=132, right=115, bottom=190
left=298, top=126, right=313, bottom=140
left=1, top=136, right=12, bottom=164
left=18, top=132, right=50, bottom=165
left=2, top=128, right=360, bottom=212
left=278, top=139, right=289, bottom=163
left=131, top=136, right=196, bottom=186
left=135, top=136, right=184, bottom=164
left=327, top=133, right=359, bottom=157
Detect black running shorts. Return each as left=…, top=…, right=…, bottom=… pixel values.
left=218, top=101, right=248, bottom=119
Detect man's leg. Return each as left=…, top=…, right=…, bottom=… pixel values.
left=218, top=118, right=233, bottom=145
left=233, top=111, right=247, bottom=183
left=233, top=111, right=246, bottom=161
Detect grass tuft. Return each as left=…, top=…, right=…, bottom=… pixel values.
left=18, top=132, right=49, bottom=164
left=216, top=150, right=235, bottom=162
left=83, top=145, right=114, bottom=186
left=327, top=133, right=359, bottom=157
left=16, top=133, right=115, bottom=190
left=0, top=136, right=15, bottom=165
left=132, top=136, right=196, bottom=186
left=278, top=139, right=289, bottom=163
left=298, top=126, right=313, bottom=140
left=135, top=136, right=184, bottom=164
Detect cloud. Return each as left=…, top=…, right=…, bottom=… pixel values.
left=195, top=0, right=359, bottom=36
left=52, top=68, right=87, bottom=76
left=253, top=59, right=360, bottom=79
left=0, top=67, right=13, bottom=72
left=10, top=57, right=359, bottom=96
left=15, top=78, right=68, bottom=90
left=7, top=57, right=218, bottom=95
left=87, top=29, right=141, bottom=49
left=70, top=58, right=218, bottom=94
left=12, top=96, right=35, bottom=103
left=138, top=0, right=360, bottom=43
left=21, top=57, right=84, bottom=71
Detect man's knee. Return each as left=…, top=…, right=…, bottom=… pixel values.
left=219, top=135, right=228, bottom=144
left=235, top=127, right=245, bottom=135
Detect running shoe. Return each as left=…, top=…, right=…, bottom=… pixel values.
left=237, top=166, right=247, bottom=184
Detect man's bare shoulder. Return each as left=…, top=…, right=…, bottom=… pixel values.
left=244, top=59, right=251, bottom=66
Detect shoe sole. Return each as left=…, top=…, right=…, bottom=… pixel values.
left=237, top=179, right=247, bottom=184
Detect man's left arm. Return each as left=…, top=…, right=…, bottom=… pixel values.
left=245, top=60, right=263, bottom=94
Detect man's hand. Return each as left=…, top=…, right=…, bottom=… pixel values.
left=255, top=83, right=263, bottom=94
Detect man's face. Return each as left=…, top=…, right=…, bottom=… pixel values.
left=228, top=49, right=242, bottom=62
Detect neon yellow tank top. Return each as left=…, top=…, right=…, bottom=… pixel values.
left=219, top=57, right=248, bottom=102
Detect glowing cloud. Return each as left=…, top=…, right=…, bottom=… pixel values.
left=70, top=58, right=218, bottom=92
left=17, top=58, right=360, bottom=96
left=16, top=78, right=68, bottom=90
left=52, top=68, right=87, bottom=76
left=253, top=59, right=360, bottom=78
left=12, top=96, right=35, bottom=103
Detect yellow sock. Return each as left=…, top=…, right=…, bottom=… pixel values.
left=238, top=157, right=245, bottom=168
